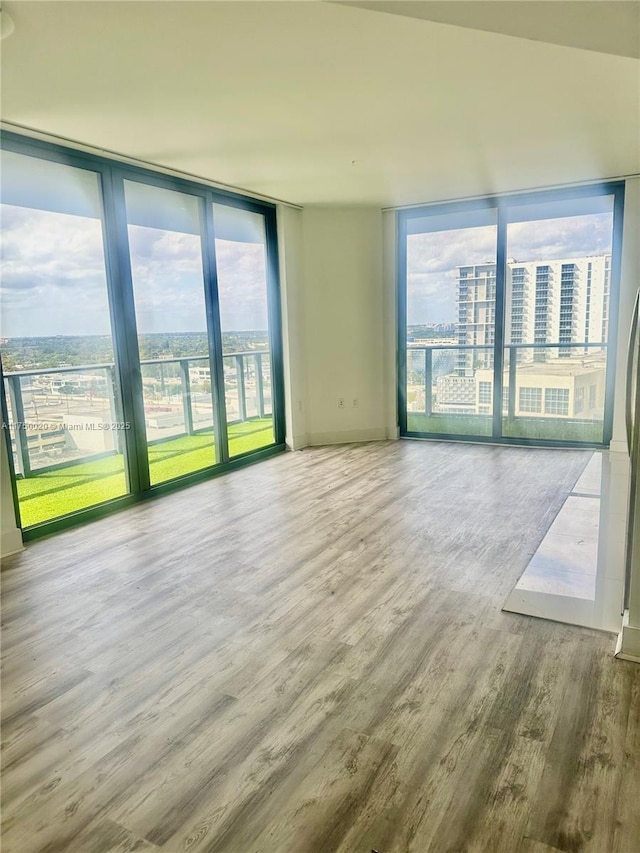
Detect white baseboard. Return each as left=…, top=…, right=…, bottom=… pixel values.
left=615, top=611, right=640, bottom=663
left=608, top=440, right=630, bottom=456
left=307, top=428, right=387, bottom=446
left=286, top=433, right=308, bottom=451
left=1, top=528, right=24, bottom=560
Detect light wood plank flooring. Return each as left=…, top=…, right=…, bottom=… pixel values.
left=1, top=440, right=639, bottom=853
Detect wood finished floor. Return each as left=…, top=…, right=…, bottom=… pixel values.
left=1, top=440, right=639, bottom=853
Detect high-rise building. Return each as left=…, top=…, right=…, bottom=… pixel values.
left=455, top=254, right=611, bottom=371
left=456, top=262, right=496, bottom=375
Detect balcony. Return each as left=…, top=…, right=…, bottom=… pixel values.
left=406, top=341, right=607, bottom=442
left=3, top=351, right=273, bottom=527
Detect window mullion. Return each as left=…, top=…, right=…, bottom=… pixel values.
left=202, top=194, right=229, bottom=465
left=492, top=205, right=507, bottom=439
left=102, top=168, right=151, bottom=494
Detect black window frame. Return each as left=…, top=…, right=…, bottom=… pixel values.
left=397, top=181, right=625, bottom=449
left=0, top=131, right=286, bottom=540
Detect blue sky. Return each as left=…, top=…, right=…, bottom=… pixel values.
left=0, top=204, right=269, bottom=338
left=407, top=212, right=614, bottom=325
left=1, top=202, right=614, bottom=337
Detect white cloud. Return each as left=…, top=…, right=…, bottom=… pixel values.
left=406, top=212, right=613, bottom=325
left=216, top=239, right=269, bottom=332
left=128, top=226, right=208, bottom=334
left=0, top=205, right=111, bottom=337
left=507, top=214, right=612, bottom=261
left=1, top=205, right=270, bottom=339
left=407, top=225, right=496, bottom=324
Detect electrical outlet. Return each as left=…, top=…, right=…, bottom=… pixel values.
left=353, top=398, right=358, bottom=407
left=337, top=398, right=344, bottom=408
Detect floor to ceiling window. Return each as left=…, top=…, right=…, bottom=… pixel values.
left=399, top=184, right=624, bottom=447
left=213, top=203, right=277, bottom=458
left=403, top=206, right=498, bottom=437
left=0, top=149, right=130, bottom=527
left=0, top=134, right=285, bottom=536
left=124, top=179, right=218, bottom=486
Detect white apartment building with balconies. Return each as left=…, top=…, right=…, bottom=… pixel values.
left=455, top=254, right=611, bottom=373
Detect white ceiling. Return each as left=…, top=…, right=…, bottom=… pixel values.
left=1, top=1, right=639, bottom=207
left=336, top=2, right=640, bottom=59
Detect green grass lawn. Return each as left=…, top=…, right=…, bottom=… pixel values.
left=16, top=419, right=275, bottom=528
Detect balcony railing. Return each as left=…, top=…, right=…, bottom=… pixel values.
left=3, top=351, right=271, bottom=478
left=407, top=341, right=607, bottom=419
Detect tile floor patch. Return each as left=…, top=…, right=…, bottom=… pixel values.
left=514, top=453, right=601, bottom=601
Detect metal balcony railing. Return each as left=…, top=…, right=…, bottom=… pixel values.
left=407, top=341, right=607, bottom=419
left=3, top=351, right=271, bottom=478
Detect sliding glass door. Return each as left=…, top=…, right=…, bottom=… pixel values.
left=0, top=133, right=285, bottom=536
left=399, top=184, right=624, bottom=447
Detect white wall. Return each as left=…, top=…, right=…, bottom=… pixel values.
left=300, top=207, right=388, bottom=446
left=1, top=429, right=23, bottom=558
left=606, top=177, right=640, bottom=656
left=382, top=210, right=399, bottom=440
left=610, top=177, right=640, bottom=454
left=277, top=205, right=307, bottom=450
left=599, top=177, right=639, bottom=619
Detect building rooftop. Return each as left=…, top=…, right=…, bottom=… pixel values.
left=517, top=357, right=606, bottom=377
